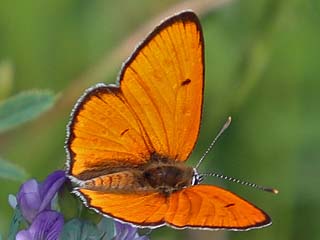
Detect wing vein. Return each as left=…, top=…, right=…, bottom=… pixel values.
left=139, top=50, right=171, bottom=151
left=126, top=66, right=168, bottom=153
left=95, top=94, right=142, bottom=139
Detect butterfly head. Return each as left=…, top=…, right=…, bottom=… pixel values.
left=191, top=168, right=204, bottom=186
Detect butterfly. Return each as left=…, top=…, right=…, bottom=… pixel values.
left=65, top=10, right=272, bottom=230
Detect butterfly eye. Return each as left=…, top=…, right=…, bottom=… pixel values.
left=191, top=168, right=203, bottom=185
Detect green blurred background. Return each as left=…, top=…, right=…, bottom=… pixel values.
left=0, top=0, right=319, bottom=239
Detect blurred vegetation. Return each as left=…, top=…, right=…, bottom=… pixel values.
left=0, top=0, right=319, bottom=239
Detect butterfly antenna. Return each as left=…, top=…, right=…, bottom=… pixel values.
left=200, top=172, right=279, bottom=194
left=195, top=116, right=232, bottom=170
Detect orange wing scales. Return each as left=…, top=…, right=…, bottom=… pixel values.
left=120, top=15, right=203, bottom=161
left=68, top=87, right=152, bottom=178
left=78, top=184, right=270, bottom=230
left=166, top=185, right=270, bottom=229
left=79, top=189, right=168, bottom=226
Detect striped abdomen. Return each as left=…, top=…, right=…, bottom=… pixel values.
left=82, top=170, right=145, bottom=192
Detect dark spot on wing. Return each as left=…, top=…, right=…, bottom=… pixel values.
left=120, top=129, right=129, bottom=136
left=224, top=203, right=235, bottom=208
left=181, top=78, right=191, bottom=86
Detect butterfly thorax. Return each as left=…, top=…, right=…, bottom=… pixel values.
left=143, top=163, right=194, bottom=195
left=81, top=161, right=194, bottom=195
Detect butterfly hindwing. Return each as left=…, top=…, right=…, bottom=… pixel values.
left=77, top=184, right=271, bottom=230
left=166, top=185, right=271, bottom=230
left=77, top=188, right=168, bottom=227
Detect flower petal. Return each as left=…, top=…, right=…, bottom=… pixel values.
left=17, top=179, right=41, bottom=222
left=39, top=170, right=66, bottom=212
left=114, top=222, right=149, bottom=240
left=16, top=229, right=33, bottom=240
left=8, top=194, right=17, bottom=209
left=17, top=211, right=64, bottom=240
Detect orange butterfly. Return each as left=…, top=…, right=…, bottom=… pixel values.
left=66, top=11, right=273, bottom=230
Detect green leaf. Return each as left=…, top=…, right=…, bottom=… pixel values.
left=7, top=207, right=23, bottom=240
left=0, top=90, right=56, bottom=133
left=0, top=158, right=28, bottom=181
left=61, top=219, right=106, bottom=240
left=97, top=217, right=114, bottom=240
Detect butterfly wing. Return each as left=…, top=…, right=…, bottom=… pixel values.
left=66, top=11, right=204, bottom=180
left=165, top=185, right=271, bottom=230
left=119, top=12, right=204, bottom=161
left=77, top=188, right=168, bottom=227
left=76, top=184, right=270, bottom=230
left=66, top=85, right=152, bottom=179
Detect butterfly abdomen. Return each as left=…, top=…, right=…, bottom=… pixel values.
left=82, top=170, right=146, bottom=192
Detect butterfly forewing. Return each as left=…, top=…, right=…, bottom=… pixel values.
left=119, top=12, right=204, bottom=161
left=67, top=86, right=151, bottom=179
left=67, top=11, right=203, bottom=179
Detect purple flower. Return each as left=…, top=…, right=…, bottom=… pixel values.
left=16, top=170, right=66, bottom=222
left=114, top=221, right=149, bottom=240
left=16, top=210, right=64, bottom=240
